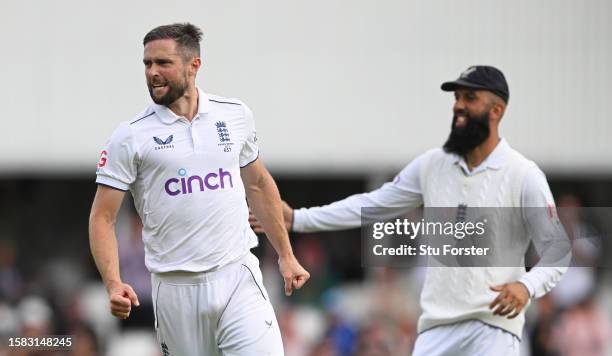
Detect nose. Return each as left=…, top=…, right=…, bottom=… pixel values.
left=453, top=97, right=466, bottom=114
left=145, top=64, right=159, bottom=79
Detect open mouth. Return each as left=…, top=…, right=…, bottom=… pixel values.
left=455, top=114, right=467, bottom=128
left=151, top=82, right=168, bottom=95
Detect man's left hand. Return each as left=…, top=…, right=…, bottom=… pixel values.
left=489, top=282, right=530, bottom=319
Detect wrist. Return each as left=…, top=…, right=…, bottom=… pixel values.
left=277, top=251, right=295, bottom=261
left=105, top=279, right=122, bottom=292
left=517, top=281, right=533, bottom=299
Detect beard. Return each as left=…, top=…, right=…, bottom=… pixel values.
left=147, top=74, right=188, bottom=106
left=442, top=110, right=491, bottom=156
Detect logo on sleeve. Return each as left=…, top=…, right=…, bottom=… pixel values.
left=153, top=135, right=174, bottom=150
left=215, top=121, right=234, bottom=152
left=97, top=150, right=108, bottom=169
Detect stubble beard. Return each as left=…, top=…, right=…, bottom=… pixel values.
left=148, top=73, right=189, bottom=106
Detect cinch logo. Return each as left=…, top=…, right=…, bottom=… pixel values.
left=164, top=168, right=233, bottom=196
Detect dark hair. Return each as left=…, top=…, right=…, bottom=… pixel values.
left=143, top=23, right=203, bottom=60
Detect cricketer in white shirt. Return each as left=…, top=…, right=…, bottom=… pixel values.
left=89, top=24, right=308, bottom=356
left=263, top=66, right=570, bottom=356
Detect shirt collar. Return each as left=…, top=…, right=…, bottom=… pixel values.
left=452, top=138, right=510, bottom=174
left=152, top=87, right=210, bottom=124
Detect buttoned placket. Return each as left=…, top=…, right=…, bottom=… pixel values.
left=184, top=114, right=203, bottom=153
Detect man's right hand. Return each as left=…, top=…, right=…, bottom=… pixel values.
left=278, top=254, right=310, bottom=296
left=249, top=200, right=293, bottom=233
left=106, top=280, right=140, bottom=319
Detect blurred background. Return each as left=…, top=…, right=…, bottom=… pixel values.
left=1, top=0, right=611, bottom=355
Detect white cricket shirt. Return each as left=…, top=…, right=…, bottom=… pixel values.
left=96, top=88, right=259, bottom=273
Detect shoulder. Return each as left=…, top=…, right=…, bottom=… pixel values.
left=499, top=142, right=549, bottom=205
left=503, top=141, right=536, bottom=167
left=421, top=147, right=447, bottom=161
left=418, top=147, right=457, bottom=169
left=121, top=106, right=160, bottom=138
left=107, top=120, right=134, bottom=140
left=523, top=164, right=548, bottom=189
left=205, top=93, right=253, bottom=122
left=106, top=106, right=157, bottom=143
left=503, top=143, right=539, bottom=188
left=206, top=93, right=250, bottom=115
left=396, top=148, right=447, bottom=180
left=521, top=165, right=554, bottom=206
left=122, top=106, right=168, bottom=140
left=207, top=93, right=245, bottom=107
left=128, top=106, right=156, bottom=126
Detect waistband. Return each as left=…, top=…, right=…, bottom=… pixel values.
left=152, top=252, right=255, bottom=285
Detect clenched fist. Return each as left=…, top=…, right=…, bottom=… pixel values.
left=107, top=280, right=140, bottom=319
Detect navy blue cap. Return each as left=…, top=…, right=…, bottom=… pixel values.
left=441, top=65, right=509, bottom=103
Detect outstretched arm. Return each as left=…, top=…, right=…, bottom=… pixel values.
left=241, top=158, right=310, bottom=296
left=291, top=154, right=426, bottom=233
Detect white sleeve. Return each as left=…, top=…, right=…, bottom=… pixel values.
left=95, top=122, right=138, bottom=191
left=292, top=154, right=425, bottom=233
left=518, top=166, right=569, bottom=299
left=239, top=103, right=259, bottom=167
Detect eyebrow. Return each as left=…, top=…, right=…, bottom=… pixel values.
left=143, top=57, right=174, bottom=64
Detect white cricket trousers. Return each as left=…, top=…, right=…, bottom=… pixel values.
left=412, top=319, right=520, bottom=356
left=151, top=252, right=284, bottom=356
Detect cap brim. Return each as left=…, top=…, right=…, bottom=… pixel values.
left=441, top=79, right=489, bottom=92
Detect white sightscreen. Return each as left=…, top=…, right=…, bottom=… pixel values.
left=1, top=0, right=610, bottom=175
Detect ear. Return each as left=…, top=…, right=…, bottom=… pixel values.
left=489, top=101, right=506, bottom=122
left=190, top=57, right=202, bottom=76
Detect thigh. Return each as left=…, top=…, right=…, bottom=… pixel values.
left=413, top=321, right=520, bottom=356
left=152, top=276, right=220, bottom=356
left=412, top=324, right=461, bottom=356
left=466, top=323, right=520, bottom=356
left=217, top=255, right=284, bottom=356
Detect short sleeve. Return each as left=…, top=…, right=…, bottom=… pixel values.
left=95, top=122, right=138, bottom=191
left=239, top=104, right=259, bottom=167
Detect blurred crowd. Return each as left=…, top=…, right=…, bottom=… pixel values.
left=0, top=192, right=611, bottom=356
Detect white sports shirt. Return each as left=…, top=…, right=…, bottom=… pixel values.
left=96, top=88, right=259, bottom=273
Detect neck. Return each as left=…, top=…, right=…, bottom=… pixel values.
left=167, top=85, right=199, bottom=121
left=464, top=134, right=501, bottom=170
